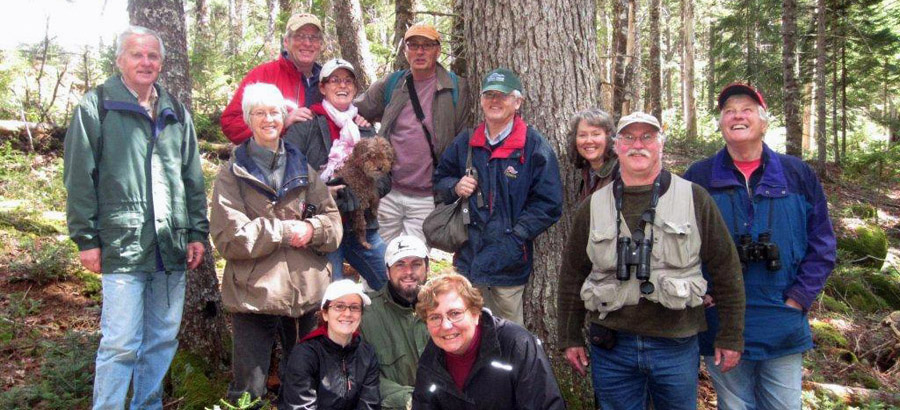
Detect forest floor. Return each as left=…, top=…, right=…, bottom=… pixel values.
left=0, top=137, right=898, bottom=409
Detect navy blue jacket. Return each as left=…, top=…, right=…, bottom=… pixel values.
left=684, top=144, right=836, bottom=360
left=433, top=117, right=562, bottom=286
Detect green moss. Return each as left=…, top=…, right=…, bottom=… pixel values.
left=865, top=273, right=900, bottom=310
left=820, top=294, right=852, bottom=315
left=847, top=204, right=878, bottom=220
left=837, top=224, right=889, bottom=269
left=845, top=281, right=890, bottom=313
left=810, top=321, right=848, bottom=348
left=849, top=370, right=882, bottom=390
left=169, top=350, right=228, bottom=410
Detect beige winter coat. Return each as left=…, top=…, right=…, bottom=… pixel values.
left=210, top=143, right=342, bottom=317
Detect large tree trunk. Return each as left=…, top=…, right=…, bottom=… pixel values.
left=681, top=0, right=697, bottom=139
left=391, top=0, right=416, bottom=70
left=830, top=16, right=840, bottom=167
left=128, top=0, right=230, bottom=366
left=265, top=0, right=280, bottom=58
left=611, top=0, right=631, bottom=118
left=664, top=8, right=674, bottom=111
left=814, top=0, right=827, bottom=173
left=648, top=0, right=662, bottom=120
left=460, top=0, right=601, bottom=406
left=332, top=0, right=377, bottom=88
left=450, top=0, right=466, bottom=75
left=706, top=23, right=716, bottom=112
left=229, top=0, right=244, bottom=58
left=128, top=0, right=192, bottom=109
left=624, top=0, right=643, bottom=114
left=782, top=0, right=803, bottom=157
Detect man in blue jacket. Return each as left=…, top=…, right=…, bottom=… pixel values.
left=433, top=68, right=562, bottom=325
left=684, top=83, right=836, bottom=409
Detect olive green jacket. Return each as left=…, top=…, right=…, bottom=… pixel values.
left=359, top=287, right=430, bottom=410
left=64, top=75, right=208, bottom=273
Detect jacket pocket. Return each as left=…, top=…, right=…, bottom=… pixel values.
left=586, top=222, right=617, bottom=269
left=476, top=233, right=526, bottom=276
left=657, top=275, right=707, bottom=310
left=99, top=210, right=145, bottom=264
left=580, top=271, right=630, bottom=315
left=652, top=221, right=696, bottom=268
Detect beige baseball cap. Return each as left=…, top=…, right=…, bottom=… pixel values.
left=616, top=112, right=661, bottom=135
left=286, top=13, right=322, bottom=33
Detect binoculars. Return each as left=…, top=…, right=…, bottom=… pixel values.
left=736, top=232, right=781, bottom=272
left=616, top=237, right=655, bottom=295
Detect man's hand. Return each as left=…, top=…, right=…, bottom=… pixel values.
left=289, top=221, right=315, bottom=248
left=564, top=346, right=589, bottom=376
left=186, top=241, right=206, bottom=270
left=703, top=294, right=716, bottom=308
left=454, top=175, right=478, bottom=198
left=713, top=348, right=741, bottom=373
left=79, top=248, right=101, bottom=273
left=785, top=298, right=803, bottom=311
left=353, top=114, right=371, bottom=128
left=284, top=107, right=314, bottom=127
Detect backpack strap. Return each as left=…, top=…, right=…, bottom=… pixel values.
left=383, top=69, right=409, bottom=107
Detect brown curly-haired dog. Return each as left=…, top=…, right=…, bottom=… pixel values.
left=334, top=137, right=394, bottom=249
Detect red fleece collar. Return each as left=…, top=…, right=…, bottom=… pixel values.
left=469, top=116, right=527, bottom=163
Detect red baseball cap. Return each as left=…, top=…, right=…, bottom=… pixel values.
left=717, top=82, right=767, bottom=111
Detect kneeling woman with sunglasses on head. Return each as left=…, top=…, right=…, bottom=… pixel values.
left=280, top=280, right=381, bottom=410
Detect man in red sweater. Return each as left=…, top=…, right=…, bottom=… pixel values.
left=220, top=13, right=325, bottom=143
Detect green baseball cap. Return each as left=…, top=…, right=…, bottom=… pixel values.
left=481, top=68, right=522, bottom=94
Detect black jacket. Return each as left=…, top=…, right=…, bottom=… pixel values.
left=280, top=329, right=382, bottom=410
left=283, top=115, right=389, bottom=230
left=411, top=310, right=565, bottom=410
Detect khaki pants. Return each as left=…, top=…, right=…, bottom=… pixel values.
left=477, top=284, right=526, bottom=325
left=377, top=190, right=435, bottom=243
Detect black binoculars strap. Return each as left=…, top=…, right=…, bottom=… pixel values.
left=613, top=174, right=662, bottom=243
left=405, top=74, right=439, bottom=167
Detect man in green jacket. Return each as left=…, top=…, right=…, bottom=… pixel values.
left=360, top=235, right=431, bottom=410
left=63, top=26, right=208, bottom=410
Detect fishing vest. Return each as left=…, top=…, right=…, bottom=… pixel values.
left=580, top=174, right=706, bottom=319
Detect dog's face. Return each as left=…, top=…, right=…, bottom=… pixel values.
left=352, top=137, right=394, bottom=177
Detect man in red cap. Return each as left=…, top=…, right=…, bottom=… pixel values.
left=684, top=83, right=836, bottom=409
left=354, top=23, right=471, bottom=243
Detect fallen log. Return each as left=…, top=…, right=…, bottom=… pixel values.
left=805, top=381, right=900, bottom=406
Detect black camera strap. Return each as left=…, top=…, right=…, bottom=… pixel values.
left=613, top=173, right=662, bottom=243
left=405, top=74, right=439, bottom=166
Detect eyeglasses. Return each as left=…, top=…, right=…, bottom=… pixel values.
left=250, top=109, right=283, bottom=119
left=406, top=42, right=439, bottom=51
left=616, top=133, right=659, bottom=146
left=425, top=309, right=467, bottom=327
left=326, top=77, right=355, bottom=86
left=328, top=303, right=363, bottom=313
left=481, top=91, right=512, bottom=101
left=291, top=33, right=323, bottom=43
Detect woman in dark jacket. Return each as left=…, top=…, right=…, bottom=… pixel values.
left=281, top=279, right=381, bottom=410
left=568, top=108, right=618, bottom=201
left=283, top=58, right=390, bottom=290
left=411, top=273, right=564, bottom=410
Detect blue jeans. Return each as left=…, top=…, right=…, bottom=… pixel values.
left=328, top=228, right=387, bottom=291
left=93, top=270, right=185, bottom=410
left=703, top=353, right=802, bottom=410
left=591, top=332, right=699, bottom=410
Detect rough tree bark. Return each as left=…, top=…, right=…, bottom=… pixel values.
left=649, top=0, right=662, bottom=120
left=229, top=0, right=245, bottom=58
left=681, top=0, right=697, bottom=139
left=706, top=24, right=716, bottom=112
left=459, top=1, right=601, bottom=406
left=333, top=0, right=377, bottom=89
left=128, top=0, right=230, bottom=366
left=265, top=0, right=280, bottom=58
left=814, top=0, right=827, bottom=173
left=392, top=0, right=416, bottom=70
left=782, top=0, right=803, bottom=158
left=623, top=0, right=643, bottom=114
left=664, top=7, right=674, bottom=111
left=450, top=0, right=466, bottom=76
left=611, top=0, right=631, bottom=118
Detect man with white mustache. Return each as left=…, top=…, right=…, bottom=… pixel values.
left=684, top=84, right=836, bottom=410
left=359, top=235, right=431, bottom=410
left=557, top=111, right=745, bottom=409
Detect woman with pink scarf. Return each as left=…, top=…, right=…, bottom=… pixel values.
left=284, top=58, right=389, bottom=290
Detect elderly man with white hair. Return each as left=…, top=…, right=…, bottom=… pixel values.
left=64, top=25, right=208, bottom=409
left=684, top=83, right=836, bottom=410
left=557, top=111, right=745, bottom=410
